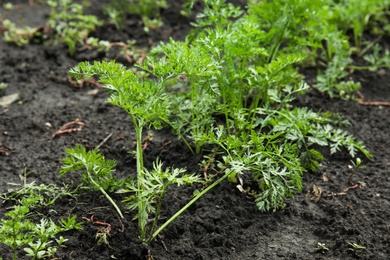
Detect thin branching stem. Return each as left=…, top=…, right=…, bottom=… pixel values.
left=149, top=170, right=232, bottom=243
left=147, top=185, right=167, bottom=244
left=134, top=118, right=147, bottom=239
left=86, top=170, right=124, bottom=219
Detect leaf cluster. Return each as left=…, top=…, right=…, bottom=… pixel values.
left=194, top=125, right=304, bottom=211
left=0, top=193, right=82, bottom=260
left=133, top=0, right=373, bottom=210
left=248, top=0, right=389, bottom=98
left=361, top=43, right=390, bottom=71
left=46, top=0, right=103, bottom=55
left=1, top=170, right=76, bottom=208
left=60, top=145, right=126, bottom=218
left=0, top=19, right=41, bottom=46
left=69, top=61, right=171, bottom=130
left=59, top=138, right=202, bottom=245
left=60, top=145, right=123, bottom=192
left=120, top=160, right=201, bottom=243
left=104, top=0, right=167, bottom=31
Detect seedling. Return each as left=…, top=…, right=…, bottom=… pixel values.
left=0, top=174, right=82, bottom=260
left=314, top=242, right=329, bottom=253
left=0, top=82, right=7, bottom=90
left=23, top=218, right=77, bottom=259
left=348, top=157, right=366, bottom=184
left=0, top=19, right=41, bottom=46
left=82, top=215, right=113, bottom=246
left=95, top=227, right=110, bottom=246
left=142, top=17, right=163, bottom=33
left=0, top=197, right=35, bottom=260
left=331, top=0, right=389, bottom=55
left=46, top=0, right=103, bottom=55
left=0, top=194, right=82, bottom=260
left=348, top=242, right=366, bottom=254
left=3, top=3, right=14, bottom=10
left=119, top=160, right=201, bottom=244
left=362, top=44, right=390, bottom=71
left=105, top=0, right=167, bottom=31
left=82, top=38, right=145, bottom=64
left=1, top=168, right=76, bottom=207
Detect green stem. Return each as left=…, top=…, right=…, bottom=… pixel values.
left=147, top=185, right=168, bottom=244
left=347, top=65, right=384, bottom=70
left=166, top=120, right=194, bottom=154
left=149, top=170, right=233, bottom=243
left=87, top=172, right=124, bottom=219
left=134, top=118, right=146, bottom=239
left=249, top=85, right=269, bottom=126
left=267, top=16, right=290, bottom=64
left=180, top=134, right=195, bottom=155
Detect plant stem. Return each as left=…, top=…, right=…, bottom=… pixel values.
left=191, top=84, right=201, bottom=154
left=134, top=118, right=146, bottom=239
left=166, top=120, right=194, bottom=154
left=87, top=172, right=124, bottom=219
left=180, top=134, right=195, bottom=155
left=347, top=65, right=385, bottom=70
left=149, top=170, right=233, bottom=243
left=147, top=185, right=167, bottom=243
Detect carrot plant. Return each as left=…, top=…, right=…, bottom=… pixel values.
left=105, top=0, right=167, bottom=31
left=68, top=60, right=202, bottom=244
left=0, top=19, right=41, bottom=46
left=247, top=0, right=390, bottom=99
left=47, top=0, right=103, bottom=55
left=0, top=182, right=82, bottom=260
left=0, top=0, right=102, bottom=55
left=118, top=160, right=201, bottom=244
left=330, top=0, right=390, bottom=55
left=353, top=43, right=390, bottom=71
left=137, top=0, right=372, bottom=210
left=68, top=0, right=373, bottom=227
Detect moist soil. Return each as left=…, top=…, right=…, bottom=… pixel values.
left=0, top=1, right=389, bottom=259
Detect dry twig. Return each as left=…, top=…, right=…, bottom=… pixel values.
left=357, top=91, right=390, bottom=107
left=52, top=119, right=85, bottom=138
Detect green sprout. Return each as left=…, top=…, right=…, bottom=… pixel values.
left=1, top=19, right=41, bottom=46
left=348, top=157, right=366, bottom=184
left=314, top=242, right=329, bottom=253
left=47, top=0, right=103, bottom=55
left=105, top=0, right=167, bottom=31
left=0, top=192, right=82, bottom=260
left=348, top=242, right=366, bottom=253
left=0, top=82, right=7, bottom=90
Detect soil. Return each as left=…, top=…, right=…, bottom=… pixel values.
left=0, top=1, right=389, bottom=260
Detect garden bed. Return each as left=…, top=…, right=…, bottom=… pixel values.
left=0, top=1, right=389, bottom=259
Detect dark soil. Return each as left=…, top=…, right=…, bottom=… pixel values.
left=1, top=1, right=389, bottom=259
